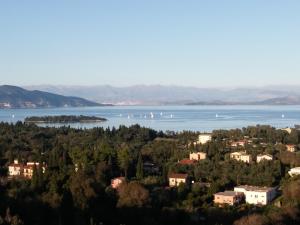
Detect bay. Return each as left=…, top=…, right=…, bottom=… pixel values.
left=1, top=105, right=300, bottom=132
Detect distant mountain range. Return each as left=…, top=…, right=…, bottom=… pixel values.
left=24, top=85, right=300, bottom=105
left=0, top=85, right=104, bottom=109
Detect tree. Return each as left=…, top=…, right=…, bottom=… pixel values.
left=234, top=214, right=269, bottom=225
left=69, top=171, right=97, bottom=210
left=117, top=182, right=149, bottom=208
left=117, top=145, right=131, bottom=178
left=136, top=153, right=143, bottom=180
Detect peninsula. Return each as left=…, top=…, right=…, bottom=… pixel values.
left=24, top=115, right=107, bottom=124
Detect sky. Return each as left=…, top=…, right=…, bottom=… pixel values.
left=0, top=0, right=300, bottom=87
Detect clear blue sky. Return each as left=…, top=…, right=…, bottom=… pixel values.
left=0, top=0, right=299, bottom=87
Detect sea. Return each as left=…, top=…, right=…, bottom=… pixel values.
left=1, top=105, right=300, bottom=132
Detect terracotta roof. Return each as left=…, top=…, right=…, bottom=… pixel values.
left=178, top=159, right=196, bottom=165
left=168, top=173, right=188, bottom=179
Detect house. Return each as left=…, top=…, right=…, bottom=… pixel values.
left=23, top=162, right=46, bottom=179
left=8, top=160, right=46, bottom=179
left=234, top=185, right=277, bottom=205
left=168, top=173, right=188, bottom=187
left=196, top=134, right=212, bottom=145
left=230, top=151, right=252, bottom=163
left=214, top=191, right=244, bottom=206
left=189, top=152, right=207, bottom=161
left=288, top=167, right=300, bottom=177
left=286, top=144, right=296, bottom=152
left=23, top=165, right=35, bottom=179
left=256, top=154, right=273, bottom=163
left=281, top=127, right=293, bottom=134
left=8, top=160, right=22, bottom=176
left=111, top=177, right=126, bottom=189
left=231, top=140, right=248, bottom=147
left=178, top=159, right=196, bottom=165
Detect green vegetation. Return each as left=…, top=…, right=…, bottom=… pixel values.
left=24, top=115, right=107, bottom=123
left=0, top=123, right=300, bottom=225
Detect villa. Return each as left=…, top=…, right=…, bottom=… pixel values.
left=195, top=134, right=212, bottom=145
left=234, top=185, right=277, bottom=205
left=8, top=160, right=46, bottom=179
left=168, top=173, right=189, bottom=187
left=256, top=154, right=273, bottom=163
left=230, top=140, right=248, bottom=147
left=189, top=152, right=207, bottom=161
left=230, top=151, right=252, bottom=163
left=286, top=144, right=296, bottom=152
left=288, top=167, right=300, bottom=177
left=214, top=191, right=244, bottom=206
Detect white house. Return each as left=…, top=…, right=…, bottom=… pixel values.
left=196, top=134, right=212, bottom=145
left=234, top=185, right=277, bottom=205
left=230, top=151, right=252, bottom=163
left=288, top=167, right=300, bottom=177
left=168, top=173, right=188, bottom=187
left=189, top=152, right=207, bottom=161
left=281, top=127, right=292, bottom=134
left=256, top=154, right=273, bottom=163
left=286, top=144, right=296, bottom=152
left=231, top=140, right=248, bottom=147
left=8, top=160, right=46, bottom=179
left=8, top=160, right=22, bottom=176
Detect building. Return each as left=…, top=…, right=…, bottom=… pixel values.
left=178, top=159, right=196, bottom=165
left=23, top=162, right=46, bottom=179
left=8, top=160, right=22, bottom=176
left=286, top=144, right=296, bottom=152
left=281, top=127, right=293, bottom=134
left=111, top=177, right=126, bottom=189
left=256, top=154, right=273, bottom=163
left=189, top=152, right=207, bottom=161
left=230, top=151, right=252, bottom=163
left=231, top=140, right=248, bottom=147
left=234, top=185, right=277, bottom=205
left=8, top=160, right=46, bottom=179
left=288, top=167, right=300, bottom=177
left=197, top=134, right=212, bottom=145
left=168, top=173, right=188, bottom=187
left=214, top=191, right=244, bottom=206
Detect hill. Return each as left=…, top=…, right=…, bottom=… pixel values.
left=0, top=85, right=105, bottom=108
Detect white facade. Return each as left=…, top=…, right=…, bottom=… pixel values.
left=189, top=152, right=207, bottom=161
left=197, top=134, right=212, bottom=144
left=8, top=164, right=22, bottom=176
left=168, top=174, right=188, bottom=187
left=286, top=145, right=296, bottom=152
left=256, top=154, right=273, bottom=163
left=230, top=151, right=252, bottom=163
left=234, top=185, right=276, bottom=205
left=288, top=167, right=300, bottom=177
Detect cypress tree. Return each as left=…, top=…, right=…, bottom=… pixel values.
left=136, top=153, right=143, bottom=180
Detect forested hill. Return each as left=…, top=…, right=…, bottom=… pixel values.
left=0, top=85, right=105, bottom=108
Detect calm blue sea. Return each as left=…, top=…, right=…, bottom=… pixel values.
left=0, top=105, right=300, bottom=132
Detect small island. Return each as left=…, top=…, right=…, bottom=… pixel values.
left=24, top=115, right=107, bottom=124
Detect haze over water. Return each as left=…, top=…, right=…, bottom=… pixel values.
left=1, top=105, right=300, bottom=132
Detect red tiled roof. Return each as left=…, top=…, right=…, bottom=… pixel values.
left=178, top=159, right=196, bottom=165
left=168, top=173, right=188, bottom=179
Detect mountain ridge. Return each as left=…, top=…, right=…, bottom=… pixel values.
left=24, top=85, right=300, bottom=105
left=0, top=85, right=105, bottom=108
